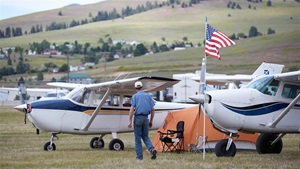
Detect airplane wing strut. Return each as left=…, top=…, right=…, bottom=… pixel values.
left=80, top=88, right=111, bottom=131
left=268, top=93, right=300, bottom=128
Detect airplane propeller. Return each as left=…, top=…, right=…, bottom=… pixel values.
left=16, top=83, right=39, bottom=134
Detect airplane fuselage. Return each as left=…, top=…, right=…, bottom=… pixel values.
left=27, top=99, right=194, bottom=134
left=205, top=88, right=300, bottom=134
left=204, top=72, right=300, bottom=135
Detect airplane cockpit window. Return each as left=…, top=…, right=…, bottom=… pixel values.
left=281, top=84, right=300, bottom=99
left=246, top=76, right=279, bottom=96
left=67, top=87, right=86, bottom=103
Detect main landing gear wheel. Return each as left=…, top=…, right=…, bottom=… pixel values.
left=109, top=139, right=124, bottom=151
left=90, top=137, right=105, bottom=149
left=44, top=141, right=56, bottom=151
left=215, top=139, right=236, bottom=157
left=256, top=134, right=282, bottom=154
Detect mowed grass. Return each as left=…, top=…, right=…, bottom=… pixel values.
left=0, top=106, right=299, bottom=169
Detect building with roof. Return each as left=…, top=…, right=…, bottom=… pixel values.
left=68, top=73, right=93, bottom=84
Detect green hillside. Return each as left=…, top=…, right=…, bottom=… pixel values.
left=0, top=0, right=299, bottom=83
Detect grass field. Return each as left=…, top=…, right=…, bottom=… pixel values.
left=0, top=106, right=299, bottom=169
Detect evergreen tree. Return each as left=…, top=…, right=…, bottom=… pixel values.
left=37, top=71, right=44, bottom=81
left=267, top=28, right=276, bottom=35
left=30, top=26, right=36, bottom=34
left=249, top=26, right=259, bottom=38
left=5, top=27, right=11, bottom=37
left=133, top=43, right=148, bottom=56
left=151, top=42, right=159, bottom=53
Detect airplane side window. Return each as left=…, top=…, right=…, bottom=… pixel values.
left=123, top=96, right=132, bottom=107
left=282, top=84, right=300, bottom=99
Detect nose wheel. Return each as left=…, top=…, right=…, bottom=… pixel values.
left=215, top=138, right=236, bottom=157
left=44, top=133, right=58, bottom=151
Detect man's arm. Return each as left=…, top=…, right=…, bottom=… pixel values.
left=149, top=107, right=155, bottom=128
left=128, top=106, right=134, bottom=128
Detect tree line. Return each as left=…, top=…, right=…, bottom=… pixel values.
left=0, top=0, right=204, bottom=39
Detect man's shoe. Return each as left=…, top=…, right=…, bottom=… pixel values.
left=135, top=157, right=143, bottom=160
left=150, top=149, right=157, bottom=160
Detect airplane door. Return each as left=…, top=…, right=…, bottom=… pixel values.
left=89, top=94, right=122, bottom=132
left=61, top=110, right=87, bottom=133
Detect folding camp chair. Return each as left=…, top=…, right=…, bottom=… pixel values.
left=158, top=121, right=184, bottom=153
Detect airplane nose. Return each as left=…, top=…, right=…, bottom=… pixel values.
left=189, top=94, right=205, bottom=104
left=14, top=104, right=27, bottom=113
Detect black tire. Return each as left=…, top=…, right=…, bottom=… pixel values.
left=256, top=134, right=282, bottom=154
left=44, top=141, right=56, bottom=151
left=90, top=137, right=105, bottom=149
left=215, top=139, right=236, bottom=157
left=109, top=139, right=124, bottom=151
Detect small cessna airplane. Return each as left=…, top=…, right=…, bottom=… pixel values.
left=14, top=76, right=194, bottom=151
left=196, top=69, right=300, bottom=157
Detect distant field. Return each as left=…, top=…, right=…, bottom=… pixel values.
left=0, top=0, right=299, bottom=47
left=0, top=0, right=299, bottom=83
left=0, top=106, right=299, bottom=169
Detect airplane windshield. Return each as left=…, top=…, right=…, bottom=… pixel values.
left=66, top=87, right=86, bottom=103
left=246, top=76, right=279, bottom=96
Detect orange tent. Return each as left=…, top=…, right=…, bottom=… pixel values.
left=152, top=106, right=258, bottom=152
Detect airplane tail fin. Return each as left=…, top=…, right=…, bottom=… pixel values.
left=252, top=62, right=284, bottom=76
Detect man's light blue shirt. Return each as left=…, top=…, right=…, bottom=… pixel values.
left=131, top=90, right=155, bottom=115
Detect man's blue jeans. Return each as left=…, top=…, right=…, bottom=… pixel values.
left=134, top=115, right=154, bottom=159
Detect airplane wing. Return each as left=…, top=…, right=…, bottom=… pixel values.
left=47, top=82, right=84, bottom=90
left=79, top=76, right=179, bottom=131
left=204, top=75, right=255, bottom=86
left=85, top=76, right=179, bottom=95
left=274, top=70, right=300, bottom=83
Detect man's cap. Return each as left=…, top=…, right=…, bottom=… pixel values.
left=134, top=81, right=143, bottom=89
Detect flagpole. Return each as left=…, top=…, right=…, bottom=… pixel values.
left=202, top=17, right=207, bottom=160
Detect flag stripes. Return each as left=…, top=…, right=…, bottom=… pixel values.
left=205, top=24, right=236, bottom=60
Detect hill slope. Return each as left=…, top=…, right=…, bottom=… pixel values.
left=0, top=0, right=299, bottom=82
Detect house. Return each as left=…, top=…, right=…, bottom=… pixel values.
left=27, top=50, right=36, bottom=55
left=68, top=73, right=93, bottom=84
left=43, top=49, right=61, bottom=55
left=113, top=51, right=124, bottom=60
left=84, top=62, right=95, bottom=67
left=69, top=65, right=85, bottom=72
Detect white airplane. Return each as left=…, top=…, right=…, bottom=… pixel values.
left=197, top=69, right=300, bottom=157
left=14, top=76, right=194, bottom=151
left=174, top=62, right=284, bottom=103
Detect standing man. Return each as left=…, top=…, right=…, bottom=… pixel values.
left=128, top=81, right=157, bottom=160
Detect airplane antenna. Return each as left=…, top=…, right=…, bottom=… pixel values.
left=123, top=72, right=132, bottom=79
left=114, top=73, right=124, bottom=81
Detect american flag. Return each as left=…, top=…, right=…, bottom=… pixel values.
left=205, top=24, right=236, bottom=60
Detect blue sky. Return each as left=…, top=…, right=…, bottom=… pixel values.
left=0, top=0, right=104, bottom=20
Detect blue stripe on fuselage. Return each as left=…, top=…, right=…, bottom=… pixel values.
left=221, top=102, right=299, bottom=116
left=30, top=99, right=182, bottom=112
left=31, top=99, right=95, bottom=112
